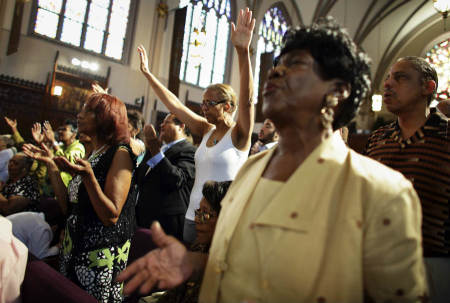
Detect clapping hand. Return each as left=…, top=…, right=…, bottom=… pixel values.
left=231, top=8, right=255, bottom=52
left=23, top=143, right=53, bottom=164
left=143, top=124, right=161, bottom=155
left=53, top=156, right=92, bottom=177
left=116, top=222, right=192, bottom=294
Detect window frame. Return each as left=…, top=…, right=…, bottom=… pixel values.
left=178, top=0, right=236, bottom=89
left=254, top=3, right=291, bottom=97
left=425, top=38, right=450, bottom=101
left=28, top=0, right=139, bottom=64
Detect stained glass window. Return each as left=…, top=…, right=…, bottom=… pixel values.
left=254, top=5, right=290, bottom=99
left=32, top=0, right=135, bottom=61
left=179, top=0, right=232, bottom=88
left=426, top=38, right=450, bottom=101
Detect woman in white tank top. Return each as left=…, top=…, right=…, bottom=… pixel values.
left=137, top=8, right=255, bottom=243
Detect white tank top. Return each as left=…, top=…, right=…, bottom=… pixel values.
left=186, top=127, right=249, bottom=221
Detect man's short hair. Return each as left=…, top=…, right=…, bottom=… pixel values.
left=169, top=113, right=191, bottom=137
left=399, top=56, right=438, bottom=105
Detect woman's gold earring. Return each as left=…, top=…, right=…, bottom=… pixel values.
left=320, top=94, right=338, bottom=130
left=326, top=94, right=339, bottom=107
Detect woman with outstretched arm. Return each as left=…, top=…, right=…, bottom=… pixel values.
left=137, top=7, right=255, bottom=243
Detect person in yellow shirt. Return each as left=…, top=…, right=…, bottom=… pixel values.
left=117, top=16, right=428, bottom=303
left=42, top=120, right=85, bottom=186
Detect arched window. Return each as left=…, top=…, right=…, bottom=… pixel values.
left=425, top=38, right=450, bottom=100
left=179, top=0, right=232, bottom=88
left=254, top=4, right=290, bottom=100
left=31, top=0, right=137, bottom=62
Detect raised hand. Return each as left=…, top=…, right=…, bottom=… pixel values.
left=137, top=45, right=151, bottom=75
left=4, top=117, right=18, bottom=133
left=23, top=143, right=53, bottom=164
left=143, top=124, right=161, bottom=155
left=116, top=222, right=193, bottom=294
left=143, top=124, right=158, bottom=142
left=31, top=122, right=44, bottom=144
left=92, top=83, right=109, bottom=94
left=54, top=156, right=92, bottom=177
left=43, top=121, right=56, bottom=144
left=231, top=7, right=255, bottom=51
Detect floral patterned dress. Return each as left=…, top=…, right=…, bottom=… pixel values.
left=60, top=144, right=137, bottom=302
left=2, top=175, right=40, bottom=212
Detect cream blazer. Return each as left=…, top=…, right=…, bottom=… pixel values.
left=199, top=132, right=427, bottom=303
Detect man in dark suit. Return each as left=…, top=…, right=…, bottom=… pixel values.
left=135, top=113, right=196, bottom=240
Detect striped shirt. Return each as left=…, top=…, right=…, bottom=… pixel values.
left=365, top=109, right=450, bottom=257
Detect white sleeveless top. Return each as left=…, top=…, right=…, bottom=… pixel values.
left=186, top=127, right=249, bottom=221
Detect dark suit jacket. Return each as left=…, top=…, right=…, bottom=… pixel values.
left=135, top=140, right=196, bottom=234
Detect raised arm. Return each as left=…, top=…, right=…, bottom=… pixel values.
left=137, top=45, right=211, bottom=136
left=5, top=117, right=24, bottom=145
left=230, top=8, right=256, bottom=151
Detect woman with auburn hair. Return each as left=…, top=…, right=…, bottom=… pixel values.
left=137, top=8, right=255, bottom=243
left=24, top=93, right=136, bottom=302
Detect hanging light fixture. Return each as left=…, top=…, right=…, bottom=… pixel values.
left=432, top=0, right=450, bottom=30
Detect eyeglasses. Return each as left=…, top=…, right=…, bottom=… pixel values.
left=195, top=209, right=217, bottom=223
left=202, top=99, right=228, bottom=107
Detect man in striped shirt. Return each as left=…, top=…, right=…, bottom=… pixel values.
left=365, top=56, right=449, bottom=303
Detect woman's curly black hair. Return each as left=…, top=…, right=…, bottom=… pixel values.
left=202, top=180, right=232, bottom=214
left=276, top=16, right=372, bottom=129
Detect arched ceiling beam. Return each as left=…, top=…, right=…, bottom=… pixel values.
left=355, top=0, right=413, bottom=44
left=373, top=11, right=439, bottom=90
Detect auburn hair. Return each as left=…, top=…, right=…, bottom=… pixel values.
left=84, top=93, right=130, bottom=145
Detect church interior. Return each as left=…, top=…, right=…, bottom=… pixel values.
left=1, top=0, right=448, bottom=143
left=0, top=0, right=449, bottom=302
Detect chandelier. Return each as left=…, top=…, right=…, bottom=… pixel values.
left=432, top=0, right=450, bottom=29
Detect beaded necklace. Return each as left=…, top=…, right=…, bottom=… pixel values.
left=88, top=144, right=108, bottom=162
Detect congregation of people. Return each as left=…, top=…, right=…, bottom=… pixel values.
left=1, top=7, right=449, bottom=303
